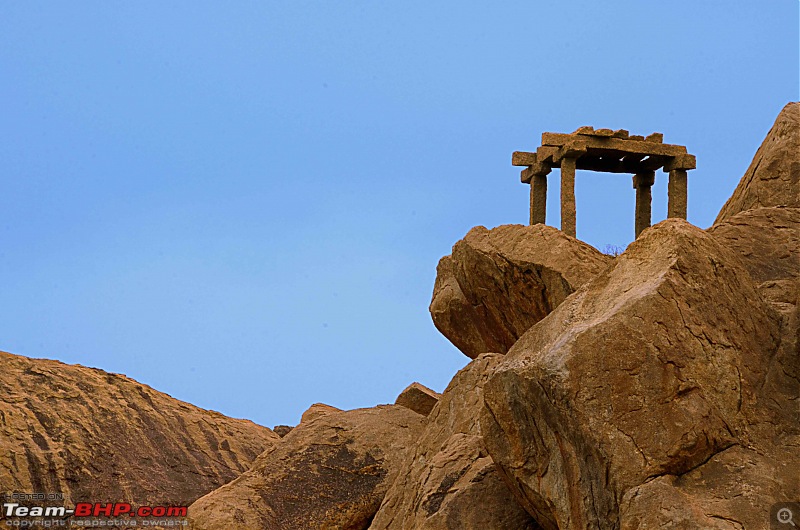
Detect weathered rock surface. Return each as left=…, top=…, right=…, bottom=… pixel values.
left=618, top=444, right=798, bottom=529
left=0, top=350, right=278, bottom=507
left=188, top=405, right=425, bottom=530
left=710, top=207, right=800, bottom=431
left=371, top=354, right=539, bottom=530
left=273, top=425, right=293, bottom=437
left=709, top=207, right=799, bottom=314
left=715, top=102, right=800, bottom=223
left=480, top=219, right=797, bottom=529
left=300, top=402, right=342, bottom=423
left=430, top=224, right=611, bottom=358
left=394, top=382, right=440, bottom=416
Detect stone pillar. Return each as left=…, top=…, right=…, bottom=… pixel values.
left=668, top=169, right=688, bottom=219
left=560, top=157, right=577, bottom=237
left=530, top=174, right=547, bottom=225
left=633, top=171, right=655, bottom=238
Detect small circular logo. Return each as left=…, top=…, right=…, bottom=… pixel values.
left=778, top=507, right=795, bottom=526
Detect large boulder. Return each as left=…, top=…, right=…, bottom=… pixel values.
left=618, top=444, right=798, bottom=529
left=708, top=207, right=800, bottom=448
left=430, top=224, right=611, bottom=358
left=709, top=207, right=799, bottom=286
left=394, top=382, right=441, bottom=416
left=300, top=402, right=342, bottom=423
left=715, top=102, right=800, bottom=223
left=0, top=350, right=278, bottom=508
left=370, top=354, right=539, bottom=530
left=188, top=405, right=425, bottom=530
left=709, top=207, right=799, bottom=315
left=480, top=220, right=796, bottom=529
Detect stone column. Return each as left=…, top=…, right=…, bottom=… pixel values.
left=633, top=171, right=655, bottom=238
left=668, top=169, right=688, bottom=219
left=560, top=157, right=577, bottom=237
left=530, top=174, right=547, bottom=225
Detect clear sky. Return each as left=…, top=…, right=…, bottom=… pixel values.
left=1, top=2, right=797, bottom=427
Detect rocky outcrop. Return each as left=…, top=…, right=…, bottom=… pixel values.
left=371, top=354, right=539, bottom=530
left=709, top=207, right=799, bottom=284
left=709, top=207, right=799, bottom=314
left=430, top=224, right=611, bottom=358
left=394, top=382, right=440, bottom=416
left=3, top=101, right=797, bottom=530
left=273, top=425, right=293, bottom=437
left=480, top=219, right=796, bottom=529
left=188, top=405, right=425, bottom=530
left=618, top=444, right=798, bottom=529
left=0, top=350, right=278, bottom=507
left=715, top=102, right=800, bottom=223
left=710, top=208, right=800, bottom=448
left=300, top=402, right=342, bottom=423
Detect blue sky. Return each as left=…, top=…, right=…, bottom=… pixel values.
left=1, top=2, right=797, bottom=427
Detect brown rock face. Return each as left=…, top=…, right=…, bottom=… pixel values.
left=430, top=224, right=611, bottom=358
left=300, top=402, right=342, bottom=423
left=715, top=102, right=800, bottom=223
left=394, top=382, right=440, bottom=416
left=188, top=405, right=425, bottom=530
left=708, top=206, right=800, bottom=442
left=480, top=219, right=796, bottom=529
left=371, top=354, right=539, bottom=530
left=0, top=351, right=278, bottom=507
left=618, top=444, right=798, bottom=529
left=273, top=424, right=293, bottom=437
left=709, top=207, right=799, bottom=310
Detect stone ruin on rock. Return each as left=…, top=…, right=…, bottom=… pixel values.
left=2, top=103, right=795, bottom=530
left=512, top=126, right=696, bottom=238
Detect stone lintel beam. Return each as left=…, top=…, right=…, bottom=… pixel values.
left=633, top=172, right=655, bottom=238
left=541, top=133, right=687, bottom=158
left=668, top=169, right=688, bottom=219
left=622, top=153, right=647, bottom=164
left=554, top=140, right=588, bottom=163
left=512, top=151, right=538, bottom=166
left=637, top=155, right=670, bottom=172
left=663, top=153, right=697, bottom=171
left=536, top=145, right=559, bottom=165
left=560, top=157, right=577, bottom=237
left=572, top=155, right=667, bottom=174
left=521, top=164, right=552, bottom=184
left=530, top=174, right=547, bottom=225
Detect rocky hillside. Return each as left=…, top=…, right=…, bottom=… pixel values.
left=0, top=351, right=279, bottom=508
left=190, top=102, right=798, bottom=529
left=3, top=102, right=798, bottom=529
